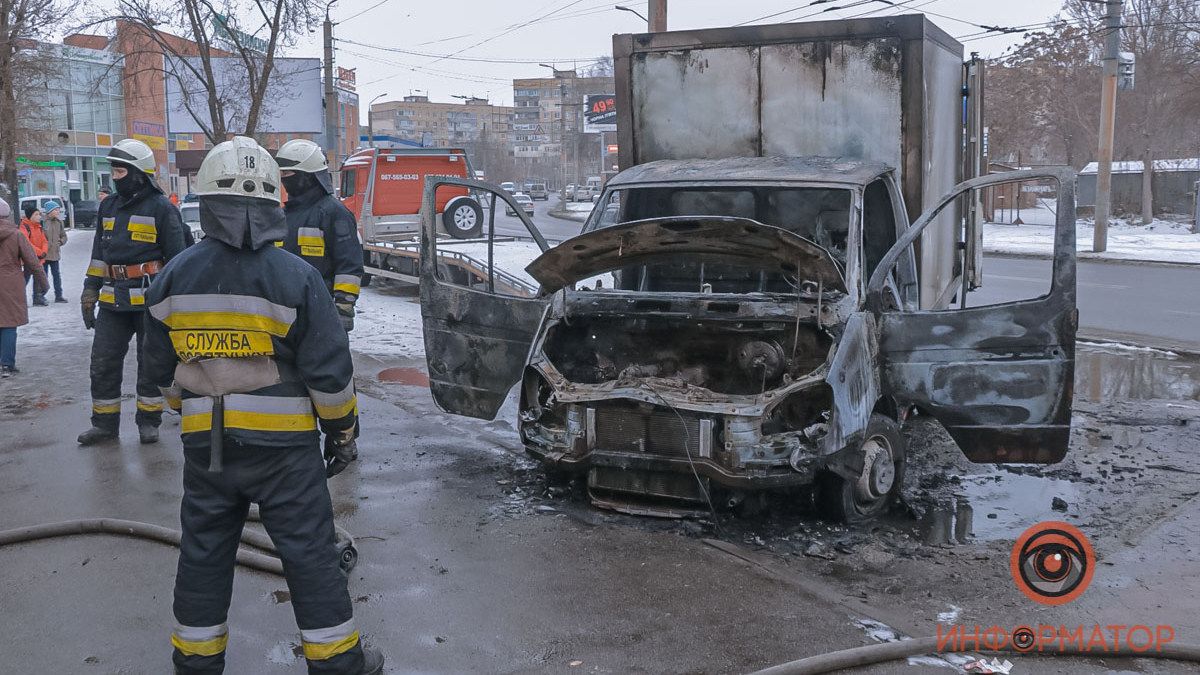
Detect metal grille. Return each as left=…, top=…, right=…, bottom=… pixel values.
left=589, top=467, right=709, bottom=504
left=593, top=406, right=706, bottom=457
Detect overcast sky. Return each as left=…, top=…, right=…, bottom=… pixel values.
left=293, top=0, right=1064, bottom=122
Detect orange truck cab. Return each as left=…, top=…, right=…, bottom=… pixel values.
left=339, top=147, right=484, bottom=240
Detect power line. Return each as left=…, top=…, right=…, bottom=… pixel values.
left=338, top=37, right=603, bottom=65
left=430, top=0, right=594, bottom=64
left=337, top=0, right=397, bottom=25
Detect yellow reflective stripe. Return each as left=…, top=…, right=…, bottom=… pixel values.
left=102, top=218, right=115, bottom=231
left=137, top=396, right=164, bottom=412
left=129, top=288, right=146, bottom=306
left=182, top=410, right=319, bottom=434
left=87, top=259, right=107, bottom=277
left=309, top=385, right=358, bottom=420
left=297, top=235, right=324, bottom=247
left=99, top=286, right=116, bottom=304
left=170, top=633, right=228, bottom=657
left=127, top=220, right=156, bottom=234
left=161, top=312, right=292, bottom=337
left=169, top=330, right=275, bottom=360
left=93, top=399, right=121, bottom=414
left=333, top=283, right=360, bottom=295
left=160, top=386, right=182, bottom=411
left=274, top=240, right=284, bottom=247
left=302, top=631, right=360, bottom=661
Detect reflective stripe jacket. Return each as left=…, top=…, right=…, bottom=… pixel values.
left=143, top=238, right=358, bottom=449
left=84, top=190, right=186, bottom=311
left=281, top=189, right=363, bottom=300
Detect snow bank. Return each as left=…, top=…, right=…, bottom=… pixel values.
left=985, top=217, right=1200, bottom=264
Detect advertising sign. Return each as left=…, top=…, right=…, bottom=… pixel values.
left=584, top=94, right=616, bottom=133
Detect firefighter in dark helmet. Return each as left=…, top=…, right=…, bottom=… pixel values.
left=78, top=138, right=187, bottom=446
left=274, top=139, right=362, bottom=331
left=141, top=136, right=384, bottom=674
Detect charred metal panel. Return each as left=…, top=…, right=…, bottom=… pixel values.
left=631, top=47, right=761, bottom=162
left=419, top=177, right=551, bottom=420
left=868, top=169, right=1078, bottom=463
left=759, top=41, right=902, bottom=163
left=527, top=216, right=846, bottom=293
left=824, top=312, right=880, bottom=462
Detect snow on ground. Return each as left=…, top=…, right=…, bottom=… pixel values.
left=563, top=201, right=595, bottom=213
left=353, top=283, right=425, bottom=360
left=436, top=240, right=544, bottom=288
left=985, top=216, right=1200, bottom=264
left=17, top=229, right=93, bottom=353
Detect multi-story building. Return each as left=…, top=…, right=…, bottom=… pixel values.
left=14, top=22, right=358, bottom=202
left=511, top=70, right=613, bottom=188
left=369, top=95, right=515, bottom=178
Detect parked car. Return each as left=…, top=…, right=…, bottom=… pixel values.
left=71, top=199, right=101, bottom=229
left=500, top=181, right=517, bottom=195
left=506, top=192, right=536, bottom=217
left=527, top=183, right=549, bottom=200
left=571, top=184, right=594, bottom=202
left=563, top=184, right=576, bottom=201
left=180, top=201, right=202, bottom=241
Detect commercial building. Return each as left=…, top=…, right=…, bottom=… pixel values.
left=14, top=21, right=358, bottom=203
left=512, top=69, right=613, bottom=188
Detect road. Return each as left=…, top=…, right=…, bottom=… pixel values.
left=491, top=196, right=585, bottom=243
left=979, top=255, right=1200, bottom=352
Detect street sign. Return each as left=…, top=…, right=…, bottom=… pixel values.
left=584, top=94, right=617, bottom=132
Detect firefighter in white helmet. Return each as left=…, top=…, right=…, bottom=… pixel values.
left=78, top=138, right=187, bottom=446
left=141, top=136, right=384, bottom=674
left=275, top=139, right=362, bottom=331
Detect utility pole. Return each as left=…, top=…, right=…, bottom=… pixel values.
left=323, top=11, right=338, bottom=169
left=649, top=0, right=667, bottom=32
left=1092, top=0, right=1123, bottom=253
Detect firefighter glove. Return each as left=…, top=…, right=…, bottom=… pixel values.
left=335, top=295, right=355, bottom=333
left=324, top=431, right=358, bottom=478
left=81, top=288, right=99, bottom=330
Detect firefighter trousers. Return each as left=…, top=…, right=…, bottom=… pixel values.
left=89, top=308, right=163, bottom=430
left=171, top=440, right=364, bottom=674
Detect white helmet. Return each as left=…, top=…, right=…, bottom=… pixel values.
left=196, top=136, right=282, bottom=203
left=107, top=138, right=157, bottom=175
left=276, top=139, right=328, bottom=173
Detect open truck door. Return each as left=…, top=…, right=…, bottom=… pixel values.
left=419, top=177, right=552, bottom=419
left=865, top=168, right=1078, bottom=463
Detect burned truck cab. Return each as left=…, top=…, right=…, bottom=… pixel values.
left=417, top=160, right=1079, bottom=520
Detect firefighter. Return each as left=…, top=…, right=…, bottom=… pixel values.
left=78, top=138, right=187, bottom=446
left=142, top=137, right=383, bottom=674
left=274, top=139, right=362, bottom=331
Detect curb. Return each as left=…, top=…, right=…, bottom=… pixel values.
left=985, top=249, right=1200, bottom=269
left=547, top=209, right=588, bottom=223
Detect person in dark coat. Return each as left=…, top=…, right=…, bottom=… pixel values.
left=0, top=200, right=49, bottom=376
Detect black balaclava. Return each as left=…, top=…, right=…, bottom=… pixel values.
left=281, top=172, right=320, bottom=200
left=199, top=195, right=287, bottom=251
left=113, top=166, right=150, bottom=198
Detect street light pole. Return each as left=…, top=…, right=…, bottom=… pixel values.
left=367, top=93, right=387, bottom=148
left=323, top=2, right=338, bottom=168
left=1092, top=0, right=1123, bottom=253
left=649, top=0, right=667, bottom=32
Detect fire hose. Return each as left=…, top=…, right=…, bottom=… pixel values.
left=0, top=514, right=358, bottom=578
left=747, top=635, right=1200, bottom=674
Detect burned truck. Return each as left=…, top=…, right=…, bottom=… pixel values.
left=415, top=16, right=1079, bottom=520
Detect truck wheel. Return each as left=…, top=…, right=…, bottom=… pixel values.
left=443, top=197, right=483, bottom=239
left=817, top=413, right=906, bottom=524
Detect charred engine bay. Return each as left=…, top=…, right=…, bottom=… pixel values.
left=543, top=316, right=833, bottom=395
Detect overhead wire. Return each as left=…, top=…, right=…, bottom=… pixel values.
left=336, top=0, right=396, bottom=25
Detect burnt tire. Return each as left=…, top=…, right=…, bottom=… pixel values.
left=442, top=197, right=484, bottom=239
left=817, top=413, right=906, bottom=524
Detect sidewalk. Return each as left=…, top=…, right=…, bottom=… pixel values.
left=547, top=200, right=592, bottom=223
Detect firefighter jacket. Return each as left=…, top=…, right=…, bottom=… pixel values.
left=84, top=188, right=186, bottom=311
left=280, top=188, right=363, bottom=301
left=143, top=237, right=358, bottom=450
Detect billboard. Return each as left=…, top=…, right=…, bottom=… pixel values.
left=584, top=94, right=616, bottom=133
left=165, top=57, right=323, bottom=135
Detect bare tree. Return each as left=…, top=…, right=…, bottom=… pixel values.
left=581, top=55, right=614, bottom=78
left=1066, top=0, right=1200, bottom=222
left=88, top=0, right=324, bottom=144
left=1, top=0, right=67, bottom=212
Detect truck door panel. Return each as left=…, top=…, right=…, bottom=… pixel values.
left=866, top=169, right=1077, bottom=463
left=419, top=177, right=551, bottom=419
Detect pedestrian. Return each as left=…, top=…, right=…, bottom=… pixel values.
left=275, top=139, right=363, bottom=331
left=169, top=192, right=179, bottom=206
left=19, top=205, right=49, bottom=306
left=41, top=199, right=69, bottom=303
left=77, top=139, right=186, bottom=446
left=0, top=200, right=50, bottom=376
left=142, top=136, right=384, bottom=674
